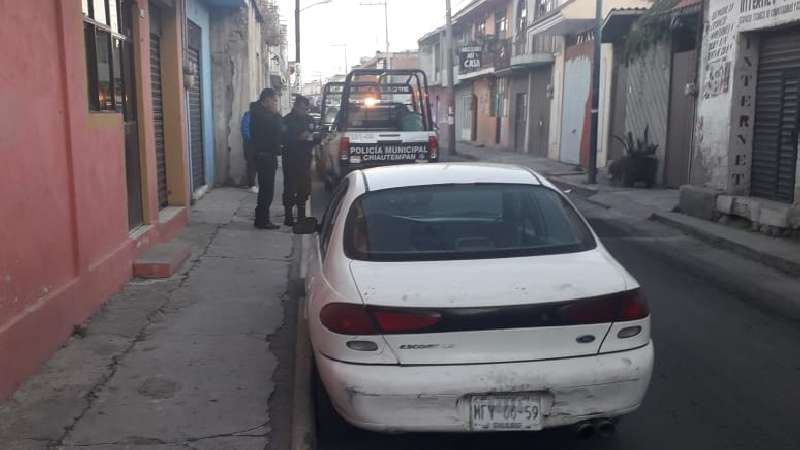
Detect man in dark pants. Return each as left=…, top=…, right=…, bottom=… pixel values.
left=282, top=96, right=316, bottom=226
left=249, top=88, right=284, bottom=229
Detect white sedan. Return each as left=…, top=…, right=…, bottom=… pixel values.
left=295, top=163, right=653, bottom=437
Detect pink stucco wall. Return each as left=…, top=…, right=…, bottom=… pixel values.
left=0, top=0, right=188, bottom=400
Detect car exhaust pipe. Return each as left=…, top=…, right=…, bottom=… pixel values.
left=574, top=421, right=595, bottom=439
left=595, top=419, right=616, bottom=438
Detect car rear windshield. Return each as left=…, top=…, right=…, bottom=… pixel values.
left=346, top=103, right=426, bottom=132
left=344, top=184, right=597, bottom=261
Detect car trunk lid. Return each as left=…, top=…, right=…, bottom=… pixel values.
left=349, top=250, right=630, bottom=365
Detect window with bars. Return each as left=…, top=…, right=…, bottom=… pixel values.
left=434, top=42, right=442, bottom=77
left=517, top=0, right=528, bottom=34
left=495, top=9, right=508, bottom=38
left=82, top=0, right=131, bottom=113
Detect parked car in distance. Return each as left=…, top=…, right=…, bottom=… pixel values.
left=295, top=163, right=654, bottom=438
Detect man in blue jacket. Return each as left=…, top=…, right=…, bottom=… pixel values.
left=241, top=109, right=258, bottom=192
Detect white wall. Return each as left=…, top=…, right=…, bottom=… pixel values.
left=693, top=0, right=800, bottom=195
left=597, top=43, right=614, bottom=168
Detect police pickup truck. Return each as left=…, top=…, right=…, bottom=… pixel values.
left=316, top=69, right=439, bottom=188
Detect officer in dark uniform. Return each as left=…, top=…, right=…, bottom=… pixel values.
left=282, top=96, right=316, bottom=226
left=249, top=88, right=284, bottom=229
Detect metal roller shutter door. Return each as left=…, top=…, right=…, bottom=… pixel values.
left=188, top=22, right=205, bottom=191
left=150, top=32, right=168, bottom=208
left=751, top=27, right=800, bottom=203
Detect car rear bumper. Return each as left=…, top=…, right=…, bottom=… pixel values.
left=316, top=342, right=654, bottom=433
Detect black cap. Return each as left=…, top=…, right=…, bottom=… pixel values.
left=259, top=88, right=278, bottom=101
left=293, top=95, right=310, bottom=107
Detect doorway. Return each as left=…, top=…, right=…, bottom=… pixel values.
left=187, top=20, right=206, bottom=193
left=529, top=68, right=551, bottom=157
left=751, top=27, right=800, bottom=203
left=665, top=50, right=697, bottom=188
left=120, top=0, right=143, bottom=229
left=149, top=2, right=168, bottom=208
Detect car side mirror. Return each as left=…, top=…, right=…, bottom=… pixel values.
left=293, top=217, right=320, bottom=235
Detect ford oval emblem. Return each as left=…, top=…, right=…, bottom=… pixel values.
left=576, top=335, right=596, bottom=344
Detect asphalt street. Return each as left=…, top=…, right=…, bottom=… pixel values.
left=310, top=181, right=800, bottom=450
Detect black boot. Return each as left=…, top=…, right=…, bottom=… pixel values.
left=297, top=204, right=307, bottom=220
left=283, top=206, right=295, bottom=227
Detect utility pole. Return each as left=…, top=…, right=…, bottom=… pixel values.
left=360, top=1, right=390, bottom=69
left=295, top=0, right=301, bottom=63
left=587, top=0, right=603, bottom=184
left=445, top=0, right=457, bottom=155
left=384, top=1, right=390, bottom=69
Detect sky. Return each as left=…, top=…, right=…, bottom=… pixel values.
left=276, top=0, right=473, bottom=80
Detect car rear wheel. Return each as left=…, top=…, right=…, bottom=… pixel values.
left=313, top=367, right=354, bottom=440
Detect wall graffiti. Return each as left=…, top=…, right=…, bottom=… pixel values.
left=704, top=2, right=736, bottom=98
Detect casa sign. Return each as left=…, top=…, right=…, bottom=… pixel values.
left=460, top=46, right=482, bottom=72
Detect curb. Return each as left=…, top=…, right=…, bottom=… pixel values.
left=549, top=179, right=604, bottom=202
left=289, top=199, right=316, bottom=450
left=290, top=294, right=316, bottom=450
left=630, top=234, right=800, bottom=322
left=651, top=212, right=800, bottom=278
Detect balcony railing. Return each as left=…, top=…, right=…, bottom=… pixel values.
left=494, top=38, right=511, bottom=70
left=533, top=0, right=559, bottom=21
left=532, top=33, right=560, bottom=54
left=513, top=34, right=527, bottom=56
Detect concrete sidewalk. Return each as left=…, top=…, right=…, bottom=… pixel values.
left=0, top=188, right=296, bottom=449
left=451, top=142, right=680, bottom=216
left=450, top=142, right=800, bottom=278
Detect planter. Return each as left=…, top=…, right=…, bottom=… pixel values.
left=611, top=155, right=659, bottom=188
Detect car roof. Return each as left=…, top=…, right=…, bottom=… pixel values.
left=359, top=163, right=547, bottom=192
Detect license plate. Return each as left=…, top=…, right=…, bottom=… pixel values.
left=470, top=395, right=542, bottom=431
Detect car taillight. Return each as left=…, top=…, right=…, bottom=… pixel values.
left=339, top=137, right=350, bottom=161
left=320, top=303, right=377, bottom=335
left=428, top=135, right=439, bottom=160
left=371, top=308, right=441, bottom=334
left=320, top=304, right=442, bottom=335
left=558, top=289, right=649, bottom=324
left=617, top=289, right=649, bottom=321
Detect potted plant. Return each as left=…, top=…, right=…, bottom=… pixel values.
left=609, top=126, right=659, bottom=188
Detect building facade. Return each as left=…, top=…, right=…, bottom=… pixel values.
left=418, top=27, right=454, bottom=145
left=186, top=0, right=216, bottom=198
left=689, top=0, right=800, bottom=229
left=452, top=0, right=515, bottom=148
left=602, top=0, right=702, bottom=187
left=0, top=0, right=191, bottom=399
left=209, top=0, right=284, bottom=187
left=0, top=0, right=285, bottom=400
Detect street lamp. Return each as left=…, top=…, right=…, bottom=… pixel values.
left=360, top=1, right=390, bottom=69
left=300, top=0, right=332, bottom=12
left=586, top=0, right=603, bottom=184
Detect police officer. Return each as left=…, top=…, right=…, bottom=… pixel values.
left=282, top=95, right=315, bottom=226
left=250, top=88, right=284, bottom=229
